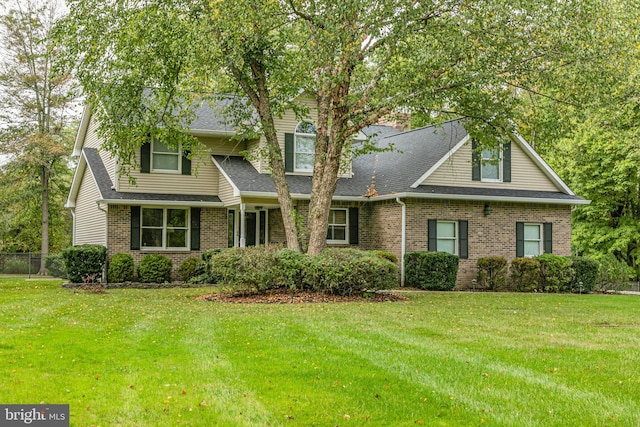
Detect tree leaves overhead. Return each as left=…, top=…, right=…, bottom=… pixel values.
left=57, top=0, right=629, bottom=254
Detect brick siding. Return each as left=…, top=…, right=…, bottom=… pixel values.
left=107, top=205, right=227, bottom=281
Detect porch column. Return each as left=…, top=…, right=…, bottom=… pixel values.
left=239, top=203, right=246, bottom=248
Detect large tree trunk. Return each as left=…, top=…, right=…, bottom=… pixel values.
left=306, top=104, right=344, bottom=255
left=38, top=164, right=49, bottom=275
left=261, top=116, right=301, bottom=252
left=240, top=60, right=301, bottom=252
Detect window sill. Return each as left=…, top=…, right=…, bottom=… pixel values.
left=149, top=170, right=181, bottom=175
left=140, top=248, right=191, bottom=253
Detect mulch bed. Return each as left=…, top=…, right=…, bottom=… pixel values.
left=196, top=290, right=408, bottom=304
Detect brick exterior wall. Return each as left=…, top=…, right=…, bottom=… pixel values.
left=403, top=199, right=572, bottom=288
left=107, top=205, right=228, bottom=281
left=107, top=199, right=572, bottom=287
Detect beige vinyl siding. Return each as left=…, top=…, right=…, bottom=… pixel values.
left=253, top=96, right=351, bottom=178
left=218, top=173, right=240, bottom=206
left=83, top=117, right=102, bottom=149
left=117, top=136, right=240, bottom=195
left=74, top=167, right=106, bottom=245
left=422, top=140, right=560, bottom=192
left=84, top=117, right=117, bottom=184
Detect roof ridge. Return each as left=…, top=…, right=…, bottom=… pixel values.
left=381, top=117, right=464, bottom=139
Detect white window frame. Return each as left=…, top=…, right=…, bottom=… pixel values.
left=151, top=139, right=182, bottom=174
left=523, top=223, right=543, bottom=258
left=294, top=121, right=316, bottom=172
left=326, top=208, right=349, bottom=244
left=436, top=220, right=458, bottom=255
left=480, top=146, right=503, bottom=182
left=141, top=207, right=190, bottom=250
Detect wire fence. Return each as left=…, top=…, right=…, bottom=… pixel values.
left=0, top=252, right=58, bottom=278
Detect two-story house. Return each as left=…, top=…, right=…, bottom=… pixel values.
left=66, top=98, right=589, bottom=287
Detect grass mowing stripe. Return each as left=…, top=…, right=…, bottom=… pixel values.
left=2, top=280, right=640, bottom=426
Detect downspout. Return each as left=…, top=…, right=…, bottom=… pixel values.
left=240, top=203, right=246, bottom=248
left=396, top=197, right=406, bottom=286
left=96, top=201, right=108, bottom=246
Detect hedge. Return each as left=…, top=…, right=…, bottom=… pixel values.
left=476, top=257, right=508, bottom=291
left=108, top=253, right=134, bottom=283
left=138, top=254, right=172, bottom=283
left=509, top=258, right=541, bottom=292
left=537, top=254, right=574, bottom=292
left=61, top=245, right=107, bottom=283
left=303, top=248, right=398, bottom=295
left=179, top=257, right=202, bottom=282
left=207, top=247, right=397, bottom=295
left=404, top=251, right=458, bottom=291
left=570, top=256, right=599, bottom=293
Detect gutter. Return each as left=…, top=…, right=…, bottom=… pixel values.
left=237, top=190, right=590, bottom=205
left=396, top=197, right=406, bottom=286
left=96, top=199, right=225, bottom=208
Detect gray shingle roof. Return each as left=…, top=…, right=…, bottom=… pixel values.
left=213, top=119, right=587, bottom=204
left=188, top=96, right=251, bottom=133
left=83, top=147, right=221, bottom=204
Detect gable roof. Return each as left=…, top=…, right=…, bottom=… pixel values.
left=72, top=95, right=246, bottom=156
left=66, top=148, right=222, bottom=208
left=212, top=118, right=588, bottom=205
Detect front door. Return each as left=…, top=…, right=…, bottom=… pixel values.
left=245, top=212, right=257, bottom=246
left=228, top=209, right=267, bottom=247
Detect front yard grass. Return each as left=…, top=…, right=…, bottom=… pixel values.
left=1, top=279, right=639, bottom=426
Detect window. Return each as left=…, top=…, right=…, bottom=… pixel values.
left=326, top=208, right=348, bottom=243
left=151, top=139, right=181, bottom=173
left=141, top=207, right=189, bottom=249
left=294, top=121, right=316, bottom=172
left=481, top=147, right=502, bottom=181
left=523, top=223, right=542, bottom=257
left=428, top=219, right=468, bottom=258
left=436, top=221, right=458, bottom=255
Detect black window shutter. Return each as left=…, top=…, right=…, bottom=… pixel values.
left=182, top=150, right=192, bottom=176
left=191, top=208, right=201, bottom=250
left=459, top=220, right=468, bottom=259
left=140, top=141, right=151, bottom=173
left=503, top=141, right=511, bottom=182
left=348, top=207, right=359, bottom=245
left=284, top=133, right=294, bottom=172
left=543, top=222, right=553, bottom=254
left=516, top=222, right=524, bottom=257
left=428, top=219, right=437, bottom=251
left=131, top=206, right=141, bottom=250
left=471, top=140, right=480, bottom=181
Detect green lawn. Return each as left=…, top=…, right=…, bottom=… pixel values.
left=1, top=280, right=639, bottom=426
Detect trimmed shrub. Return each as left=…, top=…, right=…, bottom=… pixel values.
left=208, top=246, right=281, bottom=293
left=45, top=253, right=67, bottom=279
left=570, top=256, right=599, bottom=293
left=303, top=248, right=398, bottom=295
left=275, top=249, right=308, bottom=289
left=369, top=250, right=399, bottom=264
left=138, top=254, right=172, bottom=283
left=179, top=257, right=201, bottom=281
left=593, top=253, right=630, bottom=291
left=476, top=257, right=508, bottom=291
left=62, top=245, right=107, bottom=283
left=537, top=254, right=574, bottom=293
left=404, top=251, right=459, bottom=291
left=107, top=253, right=134, bottom=283
left=509, top=258, right=541, bottom=292
left=202, top=248, right=225, bottom=262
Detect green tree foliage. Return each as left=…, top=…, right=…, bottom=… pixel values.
left=0, top=1, right=77, bottom=267
left=57, top=0, right=613, bottom=255
left=512, top=1, right=640, bottom=275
